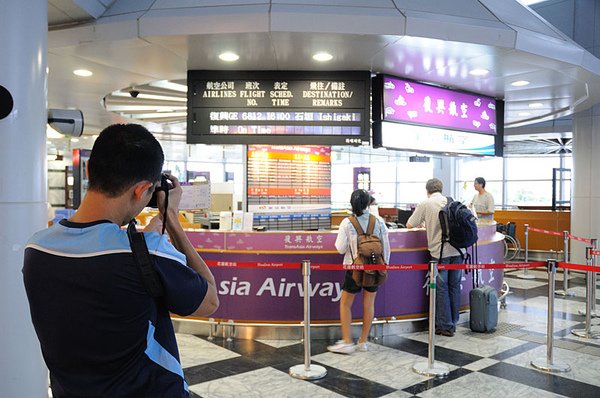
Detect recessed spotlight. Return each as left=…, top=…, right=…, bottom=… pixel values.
left=468, top=68, right=489, bottom=76
left=73, top=69, right=93, bottom=77
left=511, top=80, right=530, bottom=87
left=518, top=112, right=531, bottom=117
left=529, top=102, right=544, bottom=108
left=313, top=52, right=333, bottom=62
left=218, top=52, right=239, bottom=62
left=71, top=138, right=79, bottom=142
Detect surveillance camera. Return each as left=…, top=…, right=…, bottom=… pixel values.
left=129, top=90, right=140, bottom=98
left=47, top=109, right=84, bottom=137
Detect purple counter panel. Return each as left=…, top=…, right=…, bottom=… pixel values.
left=188, top=225, right=504, bottom=322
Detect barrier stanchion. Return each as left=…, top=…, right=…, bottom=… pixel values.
left=413, top=261, right=450, bottom=377
left=531, top=259, right=571, bottom=373
left=572, top=248, right=600, bottom=339
left=518, top=224, right=536, bottom=279
left=578, top=239, right=600, bottom=318
left=592, top=239, right=600, bottom=317
left=555, top=231, right=575, bottom=297
left=207, top=317, right=216, bottom=341
left=289, top=260, right=327, bottom=380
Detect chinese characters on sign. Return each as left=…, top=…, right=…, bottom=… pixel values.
left=381, top=76, right=497, bottom=135
left=187, top=71, right=370, bottom=145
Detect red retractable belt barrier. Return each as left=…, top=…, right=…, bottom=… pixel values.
left=527, top=225, right=592, bottom=244
left=590, top=250, right=600, bottom=256
left=568, top=235, right=593, bottom=244
left=527, top=226, right=563, bottom=237
left=557, top=262, right=599, bottom=273
left=204, top=259, right=549, bottom=271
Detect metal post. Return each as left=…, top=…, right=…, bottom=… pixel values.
left=591, top=239, right=599, bottom=317
left=518, top=224, right=535, bottom=279
left=555, top=231, right=574, bottom=296
left=572, top=248, right=600, bottom=339
left=413, top=261, right=450, bottom=377
left=290, top=260, right=327, bottom=380
left=531, top=260, right=571, bottom=373
left=226, top=319, right=234, bottom=342
left=207, top=317, right=215, bottom=341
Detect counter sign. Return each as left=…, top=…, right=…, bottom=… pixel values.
left=187, top=71, right=370, bottom=145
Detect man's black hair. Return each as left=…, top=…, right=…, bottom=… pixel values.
left=350, top=189, right=371, bottom=216
left=87, top=124, right=164, bottom=197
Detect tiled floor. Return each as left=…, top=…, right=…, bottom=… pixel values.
left=178, top=269, right=600, bottom=397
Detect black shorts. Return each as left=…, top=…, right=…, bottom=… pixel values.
left=342, top=270, right=379, bottom=294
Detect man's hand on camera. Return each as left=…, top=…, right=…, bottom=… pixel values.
left=143, top=216, right=164, bottom=233
left=156, top=174, right=182, bottom=220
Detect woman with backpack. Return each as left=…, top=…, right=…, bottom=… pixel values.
left=327, top=189, right=390, bottom=354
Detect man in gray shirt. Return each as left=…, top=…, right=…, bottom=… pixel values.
left=471, top=177, right=494, bottom=221
left=407, top=178, right=462, bottom=337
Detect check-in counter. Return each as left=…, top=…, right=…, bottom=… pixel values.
left=185, top=223, right=504, bottom=323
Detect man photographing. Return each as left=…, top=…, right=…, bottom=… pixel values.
left=23, top=124, right=218, bottom=397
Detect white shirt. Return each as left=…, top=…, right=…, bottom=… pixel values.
left=335, top=210, right=391, bottom=265
left=471, top=191, right=495, bottom=221
left=406, top=192, right=461, bottom=260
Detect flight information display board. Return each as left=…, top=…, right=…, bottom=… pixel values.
left=247, top=145, right=331, bottom=231
left=187, top=71, right=370, bottom=145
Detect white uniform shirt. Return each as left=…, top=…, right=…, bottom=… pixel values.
left=335, top=210, right=391, bottom=265
left=407, top=192, right=461, bottom=260
left=471, top=191, right=495, bottom=221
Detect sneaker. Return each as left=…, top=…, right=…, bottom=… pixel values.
left=327, top=340, right=355, bottom=354
left=435, top=329, right=455, bottom=337
left=355, top=341, right=368, bottom=352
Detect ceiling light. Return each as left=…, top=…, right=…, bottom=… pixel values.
left=73, top=69, right=93, bottom=77
left=219, top=52, right=239, bottom=62
left=511, top=80, right=530, bottom=87
left=529, top=102, right=544, bottom=108
left=468, top=68, right=489, bottom=76
left=313, top=52, right=333, bottom=62
left=71, top=138, right=79, bottom=142
left=518, top=112, right=531, bottom=117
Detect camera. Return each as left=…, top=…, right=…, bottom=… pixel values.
left=47, top=108, right=84, bottom=137
left=129, top=90, right=140, bottom=98
left=148, top=173, right=173, bottom=208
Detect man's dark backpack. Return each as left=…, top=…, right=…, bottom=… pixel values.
left=439, top=197, right=478, bottom=261
left=348, top=215, right=387, bottom=287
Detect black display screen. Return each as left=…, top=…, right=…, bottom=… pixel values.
left=187, top=71, right=370, bottom=145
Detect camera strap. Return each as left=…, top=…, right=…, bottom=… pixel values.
left=127, top=220, right=165, bottom=298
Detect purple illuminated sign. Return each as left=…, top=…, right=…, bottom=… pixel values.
left=381, top=76, right=497, bottom=135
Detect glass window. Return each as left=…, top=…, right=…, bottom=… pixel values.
left=371, top=162, right=397, bottom=183
left=506, top=156, right=560, bottom=180
left=398, top=161, right=433, bottom=182
left=456, top=157, right=503, bottom=181
left=506, top=181, right=553, bottom=206
left=398, top=182, right=430, bottom=205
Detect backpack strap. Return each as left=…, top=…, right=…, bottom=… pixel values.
left=348, top=215, right=365, bottom=235
left=365, top=214, right=376, bottom=235
left=127, top=220, right=165, bottom=298
left=348, top=215, right=366, bottom=264
left=439, top=196, right=465, bottom=262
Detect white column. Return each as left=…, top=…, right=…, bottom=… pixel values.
left=571, top=109, right=600, bottom=264
left=0, top=0, right=49, bottom=396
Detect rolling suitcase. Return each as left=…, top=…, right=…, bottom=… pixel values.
left=469, top=285, right=498, bottom=332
